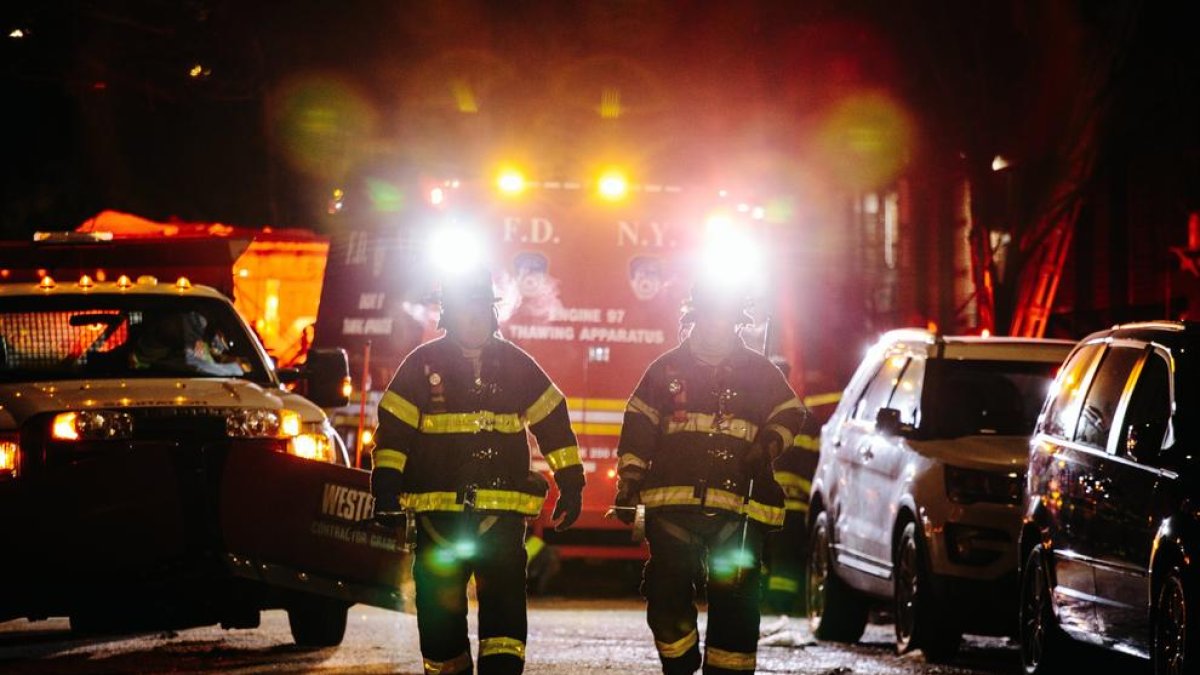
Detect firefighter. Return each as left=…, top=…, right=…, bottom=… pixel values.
left=761, top=358, right=820, bottom=615
left=371, top=267, right=585, bottom=675
left=612, top=278, right=806, bottom=675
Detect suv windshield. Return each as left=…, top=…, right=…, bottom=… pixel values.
left=919, top=359, right=1058, bottom=440
left=0, top=294, right=272, bottom=384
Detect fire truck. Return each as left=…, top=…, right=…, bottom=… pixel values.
left=314, top=167, right=805, bottom=567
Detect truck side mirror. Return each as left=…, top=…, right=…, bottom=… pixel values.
left=302, top=348, right=351, bottom=408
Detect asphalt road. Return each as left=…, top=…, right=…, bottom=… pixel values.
left=0, top=598, right=1097, bottom=675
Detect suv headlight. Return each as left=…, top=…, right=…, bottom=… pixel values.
left=944, top=465, right=1023, bottom=505
left=52, top=410, right=134, bottom=441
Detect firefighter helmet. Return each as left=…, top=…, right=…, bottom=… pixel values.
left=680, top=277, right=754, bottom=327
left=436, top=267, right=501, bottom=332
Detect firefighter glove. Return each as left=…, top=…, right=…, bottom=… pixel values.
left=551, top=466, right=585, bottom=531
left=611, top=478, right=641, bottom=526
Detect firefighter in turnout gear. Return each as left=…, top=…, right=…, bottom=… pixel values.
left=371, top=268, right=585, bottom=675
left=761, top=358, right=820, bottom=615
left=613, top=279, right=806, bottom=675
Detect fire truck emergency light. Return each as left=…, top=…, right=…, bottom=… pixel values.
left=700, top=213, right=765, bottom=289
left=597, top=170, right=629, bottom=201
left=497, top=169, right=526, bottom=196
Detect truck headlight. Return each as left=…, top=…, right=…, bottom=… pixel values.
left=226, top=409, right=301, bottom=438
left=51, top=410, right=134, bottom=441
left=944, top=465, right=1023, bottom=505
left=0, top=435, right=18, bottom=480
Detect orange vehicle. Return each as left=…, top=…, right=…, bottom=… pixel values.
left=314, top=170, right=801, bottom=563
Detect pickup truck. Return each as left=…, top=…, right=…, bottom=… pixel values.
left=0, top=274, right=406, bottom=645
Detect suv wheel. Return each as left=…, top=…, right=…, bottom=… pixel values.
left=287, top=595, right=350, bottom=647
left=807, top=510, right=868, bottom=642
left=1019, top=545, right=1070, bottom=674
left=1153, top=567, right=1193, bottom=675
left=894, top=521, right=960, bottom=661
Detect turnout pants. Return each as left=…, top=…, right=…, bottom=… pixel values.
left=413, top=513, right=528, bottom=675
left=643, top=511, right=766, bottom=675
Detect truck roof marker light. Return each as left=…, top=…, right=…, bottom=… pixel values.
left=430, top=187, right=445, bottom=206
left=175, top=277, right=192, bottom=290
left=497, top=169, right=526, bottom=196
left=78, top=275, right=94, bottom=289
left=39, top=276, right=55, bottom=290
left=598, top=171, right=628, bottom=201
left=138, top=275, right=158, bottom=286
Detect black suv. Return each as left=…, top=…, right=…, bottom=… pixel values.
left=1019, top=321, right=1200, bottom=674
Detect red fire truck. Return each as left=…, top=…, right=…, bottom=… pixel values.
left=314, top=169, right=802, bottom=565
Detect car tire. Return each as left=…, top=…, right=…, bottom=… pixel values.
left=287, top=595, right=350, bottom=647
left=1153, top=566, right=1195, bottom=675
left=1019, top=544, right=1071, bottom=674
left=894, top=521, right=960, bottom=661
left=807, top=510, right=868, bottom=642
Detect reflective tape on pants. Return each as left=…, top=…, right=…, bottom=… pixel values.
left=479, top=636, right=526, bottom=660
left=705, top=646, right=756, bottom=671
left=655, top=628, right=698, bottom=658
left=423, top=650, right=472, bottom=675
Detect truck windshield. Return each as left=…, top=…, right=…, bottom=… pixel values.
left=919, top=359, right=1058, bottom=440
left=0, top=294, right=272, bottom=384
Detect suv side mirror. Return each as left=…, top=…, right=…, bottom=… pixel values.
left=1126, top=420, right=1167, bottom=463
left=875, top=407, right=909, bottom=437
left=302, top=348, right=351, bottom=408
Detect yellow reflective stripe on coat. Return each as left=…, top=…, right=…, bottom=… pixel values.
left=626, top=396, right=661, bottom=426
left=618, top=453, right=649, bottom=472
left=401, top=490, right=545, bottom=515
left=705, top=646, right=756, bottom=671
left=373, top=448, right=407, bottom=472
left=768, top=396, right=803, bottom=421
left=380, top=390, right=420, bottom=429
left=765, top=422, right=795, bottom=450
left=794, top=434, right=820, bottom=451
left=525, top=385, right=565, bottom=426
left=774, top=470, right=812, bottom=499
left=479, top=636, right=526, bottom=660
left=655, top=628, right=698, bottom=658
left=784, top=499, right=809, bottom=513
left=640, top=486, right=785, bottom=527
left=767, top=575, right=800, bottom=593
left=544, top=445, right=582, bottom=471
left=420, top=411, right=525, bottom=434
left=664, top=413, right=757, bottom=442
left=423, top=650, right=472, bottom=675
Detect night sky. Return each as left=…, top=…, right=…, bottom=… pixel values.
left=2, top=1, right=1198, bottom=240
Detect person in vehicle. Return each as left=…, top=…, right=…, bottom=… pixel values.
left=370, top=267, right=585, bottom=675
left=131, top=310, right=244, bottom=376
left=612, top=278, right=806, bottom=675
